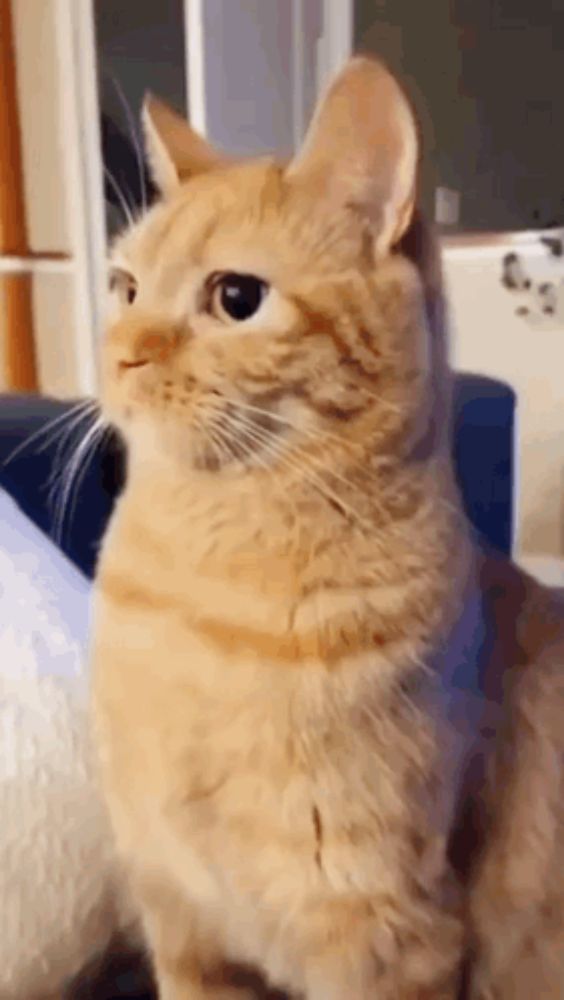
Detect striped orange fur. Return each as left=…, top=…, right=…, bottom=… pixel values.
left=92, top=59, right=564, bottom=999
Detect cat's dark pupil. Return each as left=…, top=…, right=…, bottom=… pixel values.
left=127, top=285, right=136, bottom=304
left=220, top=273, right=265, bottom=321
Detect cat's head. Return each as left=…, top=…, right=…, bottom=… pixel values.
left=102, top=57, right=443, bottom=476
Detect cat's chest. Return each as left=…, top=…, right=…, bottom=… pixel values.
left=95, top=592, right=287, bottom=759
left=92, top=509, right=442, bottom=895
left=94, top=592, right=338, bottom=891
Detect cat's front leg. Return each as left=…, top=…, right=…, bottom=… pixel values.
left=297, top=895, right=462, bottom=1000
left=136, top=877, right=254, bottom=1000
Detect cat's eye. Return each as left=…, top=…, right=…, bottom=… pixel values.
left=109, top=267, right=137, bottom=306
left=207, top=272, right=268, bottom=323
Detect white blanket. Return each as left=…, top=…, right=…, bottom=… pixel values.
left=0, top=489, right=131, bottom=1000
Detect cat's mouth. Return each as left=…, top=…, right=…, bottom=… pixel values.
left=117, top=358, right=151, bottom=373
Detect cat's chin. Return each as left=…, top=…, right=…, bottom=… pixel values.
left=100, top=385, right=294, bottom=476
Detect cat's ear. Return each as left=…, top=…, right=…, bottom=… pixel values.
left=288, top=58, right=418, bottom=257
left=142, top=94, right=225, bottom=195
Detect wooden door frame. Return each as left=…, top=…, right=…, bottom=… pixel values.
left=0, top=0, right=38, bottom=391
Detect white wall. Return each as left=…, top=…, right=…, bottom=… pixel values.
left=201, top=0, right=295, bottom=157
left=444, top=239, right=564, bottom=559
left=200, top=0, right=323, bottom=156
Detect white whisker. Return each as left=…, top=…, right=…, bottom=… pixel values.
left=219, top=408, right=372, bottom=530
left=192, top=414, right=231, bottom=469
left=225, top=397, right=349, bottom=448
left=2, top=399, right=97, bottom=467
left=204, top=424, right=236, bottom=467
left=209, top=417, right=253, bottom=468
left=224, top=398, right=391, bottom=513
left=51, top=417, right=107, bottom=546
left=224, top=405, right=379, bottom=509
left=66, top=423, right=111, bottom=536
left=45, top=405, right=102, bottom=504
left=104, top=165, right=135, bottom=229
left=109, top=74, right=148, bottom=213
left=357, top=386, right=403, bottom=413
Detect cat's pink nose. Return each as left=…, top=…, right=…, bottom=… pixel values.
left=134, top=330, right=180, bottom=364
left=112, top=319, right=183, bottom=371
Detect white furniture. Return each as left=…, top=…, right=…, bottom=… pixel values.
left=0, top=489, right=133, bottom=999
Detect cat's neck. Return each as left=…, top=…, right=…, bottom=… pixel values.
left=120, top=445, right=458, bottom=552
left=106, top=449, right=467, bottom=625
left=97, top=448, right=477, bottom=713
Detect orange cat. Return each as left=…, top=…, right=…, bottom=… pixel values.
left=92, top=58, right=564, bottom=999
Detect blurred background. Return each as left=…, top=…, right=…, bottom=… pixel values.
left=1, top=0, right=564, bottom=567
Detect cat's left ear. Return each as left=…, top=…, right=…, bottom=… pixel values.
left=288, top=58, right=418, bottom=257
left=142, top=94, right=226, bottom=196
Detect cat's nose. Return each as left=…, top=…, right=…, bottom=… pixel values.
left=133, top=329, right=182, bottom=365
left=112, top=319, right=183, bottom=371
left=131, top=330, right=180, bottom=366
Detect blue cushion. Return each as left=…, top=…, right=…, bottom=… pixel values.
left=452, top=374, right=515, bottom=557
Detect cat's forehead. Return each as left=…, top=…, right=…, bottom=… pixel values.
left=113, top=159, right=289, bottom=274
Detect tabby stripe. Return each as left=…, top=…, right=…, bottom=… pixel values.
left=101, top=572, right=414, bottom=668
left=292, top=295, right=382, bottom=379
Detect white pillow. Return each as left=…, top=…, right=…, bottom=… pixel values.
left=0, top=489, right=133, bottom=1000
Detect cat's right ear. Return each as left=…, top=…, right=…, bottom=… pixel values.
left=287, top=58, right=418, bottom=258
left=142, top=94, right=225, bottom=196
